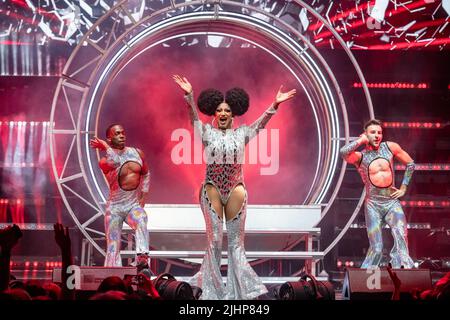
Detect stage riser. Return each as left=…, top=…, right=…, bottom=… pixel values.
left=342, top=268, right=432, bottom=300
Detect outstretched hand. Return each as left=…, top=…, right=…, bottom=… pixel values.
left=274, top=85, right=296, bottom=105
left=54, top=223, right=71, bottom=253
left=173, top=75, right=192, bottom=94
left=89, top=137, right=109, bottom=151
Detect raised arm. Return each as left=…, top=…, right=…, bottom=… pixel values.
left=340, top=133, right=367, bottom=166
left=387, top=141, right=415, bottom=199
left=247, top=85, right=296, bottom=141
left=0, top=225, right=22, bottom=292
left=90, top=137, right=120, bottom=174
left=54, top=223, right=75, bottom=300
left=173, top=75, right=204, bottom=136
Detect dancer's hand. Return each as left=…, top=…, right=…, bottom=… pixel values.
left=90, top=137, right=109, bottom=151
left=390, top=185, right=406, bottom=199
left=173, top=75, right=192, bottom=94
left=274, top=85, right=296, bottom=106
left=357, top=133, right=369, bottom=145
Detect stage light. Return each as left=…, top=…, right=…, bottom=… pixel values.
left=352, top=82, right=429, bottom=89
left=350, top=222, right=431, bottom=229
left=337, top=260, right=343, bottom=268
left=25, top=261, right=30, bottom=267
left=383, top=122, right=447, bottom=129
left=33, top=261, right=38, bottom=267
left=276, top=275, right=335, bottom=300
left=400, top=200, right=450, bottom=208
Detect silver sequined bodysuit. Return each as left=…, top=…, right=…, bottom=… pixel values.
left=185, top=91, right=273, bottom=299
left=103, top=147, right=149, bottom=267
left=357, top=141, right=395, bottom=200
left=186, top=93, right=276, bottom=205
left=203, top=126, right=247, bottom=205
left=106, top=147, right=144, bottom=211
left=356, top=142, right=414, bottom=268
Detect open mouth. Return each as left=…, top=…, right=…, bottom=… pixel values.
left=218, top=117, right=228, bottom=126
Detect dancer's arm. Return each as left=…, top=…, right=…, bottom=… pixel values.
left=173, top=75, right=204, bottom=136
left=246, top=85, right=296, bottom=141
left=339, top=134, right=367, bottom=165
left=388, top=141, right=415, bottom=199
left=137, top=148, right=150, bottom=207
left=90, top=137, right=120, bottom=173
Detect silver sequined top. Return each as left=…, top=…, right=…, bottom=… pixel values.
left=184, top=91, right=277, bottom=205
left=357, top=141, right=395, bottom=200
left=105, top=147, right=143, bottom=211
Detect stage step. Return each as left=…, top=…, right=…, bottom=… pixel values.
left=123, top=227, right=321, bottom=235
left=120, top=250, right=324, bottom=259
left=174, top=276, right=329, bottom=284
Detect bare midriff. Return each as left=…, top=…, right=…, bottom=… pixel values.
left=368, top=158, right=393, bottom=188
left=119, top=161, right=142, bottom=190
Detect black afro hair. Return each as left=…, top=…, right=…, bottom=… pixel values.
left=197, top=89, right=224, bottom=116
left=225, top=87, right=249, bottom=116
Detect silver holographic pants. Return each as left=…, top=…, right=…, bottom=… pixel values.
left=190, top=186, right=267, bottom=300
left=104, top=205, right=149, bottom=267
left=361, top=198, right=414, bottom=269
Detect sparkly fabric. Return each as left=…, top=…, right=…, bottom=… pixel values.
left=104, top=206, right=148, bottom=267
left=339, top=140, right=360, bottom=159
left=141, top=172, right=150, bottom=193
left=401, top=162, right=415, bottom=186
left=185, top=91, right=276, bottom=204
left=185, top=91, right=271, bottom=299
left=361, top=199, right=414, bottom=269
left=104, top=147, right=149, bottom=267
left=189, top=186, right=268, bottom=300
left=356, top=142, right=414, bottom=269
left=224, top=193, right=268, bottom=300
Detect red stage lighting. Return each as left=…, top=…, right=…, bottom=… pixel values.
left=352, top=82, right=429, bottom=89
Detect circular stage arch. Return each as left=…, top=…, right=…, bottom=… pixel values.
left=49, top=0, right=374, bottom=267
